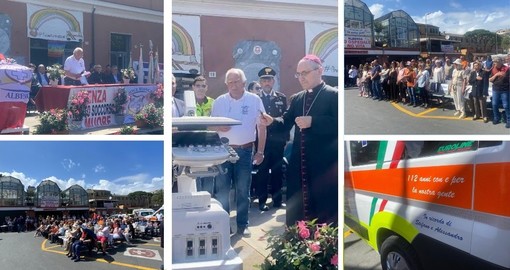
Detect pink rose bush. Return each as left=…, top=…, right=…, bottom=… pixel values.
left=261, top=219, right=338, bottom=270
left=67, top=90, right=90, bottom=121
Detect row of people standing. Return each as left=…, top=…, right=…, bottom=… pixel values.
left=354, top=55, right=509, bottom=128
left=172, top=55, right=338, bottom=236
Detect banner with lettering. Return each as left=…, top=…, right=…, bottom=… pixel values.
left=66, top=84, right=157, bottom=131
left=0, top=64, right=32, bottom=103
left=39, top=196, right=60, bottom=208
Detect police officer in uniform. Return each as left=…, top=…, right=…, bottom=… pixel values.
left=255, top=66, right=287, bottom=211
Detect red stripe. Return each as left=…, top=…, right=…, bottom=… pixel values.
left=379, top=199, right=388, bottom=212
left=389, top=141, right=405, bottom=169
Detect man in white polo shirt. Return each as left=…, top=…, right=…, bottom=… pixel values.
left=210, top=68, right=267, bottom=237
left=64, top=47, right=88, bottom=85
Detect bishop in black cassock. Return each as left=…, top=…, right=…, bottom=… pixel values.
left=263, top=55, right=338, bottom=227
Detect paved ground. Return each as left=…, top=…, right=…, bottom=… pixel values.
left=344, top=227, right=382, bottom=270
left=230, top=197, right=286, bottom=269
left=0, top=230, right=164, bottom=270
left=344, top=87, right=510, bottom=134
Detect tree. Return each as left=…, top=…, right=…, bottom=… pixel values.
left=501, top=35, right=510, bottom=54
left=374, top=21, right=384, bottom=47
left=127, top=191, right=152, bottom=207
left=464, top=29, right=499, bottom=53
left=151, top=189, right=163, bottom=207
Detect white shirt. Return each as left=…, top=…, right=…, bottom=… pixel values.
left=64, top=55, right=85, bottom=78
left=172, top=97, right=185, bottom=117
left=211, top=91, right=265, bottom=145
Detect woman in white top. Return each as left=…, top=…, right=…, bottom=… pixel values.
left=450, top=59, right=467, bottom=118
left=431, top=60, right=445, bottom=94
left=379, top=62, right=390, bottom=100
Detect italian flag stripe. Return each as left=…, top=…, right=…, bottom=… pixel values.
left=369, top=197, right=378, bottom=226
left=376, top=141, right=388, bottom=169
left=389, top=141, right=405, bottom=169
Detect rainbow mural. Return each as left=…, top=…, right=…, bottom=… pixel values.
left=29, top=8, right=82, bottom=40
left=172, top=21, right=200, bottom=74
left=308, top=27, right=338, bottom=62
left=172, top=21, right=195, bottom=55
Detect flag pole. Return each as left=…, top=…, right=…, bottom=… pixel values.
left=137, top=43, right=143, bottom=84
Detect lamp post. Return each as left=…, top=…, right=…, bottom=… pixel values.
left=495, top=32, right=498, bottom=54
left=425, top=12, right=432, bottom=54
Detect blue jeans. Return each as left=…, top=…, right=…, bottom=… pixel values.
left=72, top=240, right=84, bottom=258
left=215, top=148, right=253, bottom=229
left=372, top=80, right=382, bottom=99
left=196, top=177, right=215, bottom=195
left=407, top=87, right=416, bottom=105
left=492, top=90, right=510, bottom=124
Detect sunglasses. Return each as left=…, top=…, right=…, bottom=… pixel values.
left=255, top=87, right=262, bottom=90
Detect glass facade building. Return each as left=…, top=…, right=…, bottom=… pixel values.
left=62, top=185, right=88, bottom=207
left=36, top=180, right=61, bottom=208
left=375, top=10, right=419, bottom=49
left=344, top=0, right=374, bottom=48
left=0, top=176, right=25, bottom=206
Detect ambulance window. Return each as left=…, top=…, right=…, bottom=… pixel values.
left=478, top=141, right=502, bottom=148
left=404, top=141, right=477, bottom=159
left=350, top=141, right=380, bottom=166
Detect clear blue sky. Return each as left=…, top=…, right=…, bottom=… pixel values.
left=0, top=141, right=163, bottom=195
left=359, top=0, right=510, bottom=34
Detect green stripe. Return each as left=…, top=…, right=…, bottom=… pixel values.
left=376, top=141, right=388, bottom=170
left=369, top=197, right=378, bottom=226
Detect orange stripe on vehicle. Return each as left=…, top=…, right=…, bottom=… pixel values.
left=474, top=162, right=510, bottom=217
left=350, top=164, right=473, bottom=209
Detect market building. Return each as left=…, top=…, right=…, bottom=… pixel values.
left=172, top=0, right=338, bottom=100
left=0, top=175, right=156, bottom=224
left=344, top=0, right=421, bottom=66
left=1, top=0, right=163, bottom=71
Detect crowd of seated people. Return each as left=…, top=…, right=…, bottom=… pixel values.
left=30, top=213, right=161, bottom=262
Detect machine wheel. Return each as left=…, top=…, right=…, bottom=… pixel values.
left=380, top=235, right=421, bottom=270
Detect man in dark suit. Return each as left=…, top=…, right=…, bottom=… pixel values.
left=87, top=64, right=104, bottom=84
left=35, top=64, right=50, bottom=86
left=103, top=65, right=122, bottom=84
left=255, top=66, right=287, bottom=211
left=260, top=54, right=338, bottom=227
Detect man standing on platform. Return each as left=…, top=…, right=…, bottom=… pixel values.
left=260, top=55, right=338, bottom=227
left=210, top=68, right=266, bottom=237
left=255, top=66, right=287, bottom=211
left=64, top=47, right=88, bottom=86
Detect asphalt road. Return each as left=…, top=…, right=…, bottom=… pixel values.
left=344, top=227, right=382, bottom=270
left=0, top=230, right=164, bottom=270
left=344, top=87, right=510, bottom=135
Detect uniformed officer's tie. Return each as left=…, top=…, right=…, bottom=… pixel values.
left=263, top=94, right=270, bottom=108
left=300, top=90, right=315, bottom=221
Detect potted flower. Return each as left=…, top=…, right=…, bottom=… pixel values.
left=46, top=64, right=64, bottom=85
left=150, top=83, right=164, bottom=108
left=260, top=219, right=338, bottom=270
left=121, top=67, right=135, bottom=84
left=68, top=90, right=90, bottom=121
left=119, top=125, right=136, bottom=135
left=113, top=88, right=129, bottom=125
left=134, top=103, right=163, bottom=129
left=34, top=109, right=69, bottom=134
